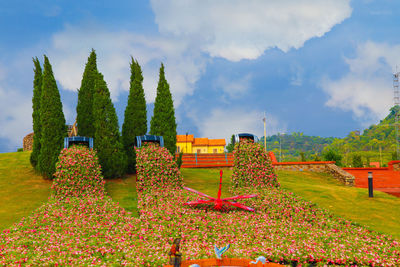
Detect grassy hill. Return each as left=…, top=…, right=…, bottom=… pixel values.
left=1, top=152, right=399, bottom=240
left=0, top=151, right=138, bottom=229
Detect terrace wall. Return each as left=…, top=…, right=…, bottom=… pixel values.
left=274, top=161, right=355, bottom=186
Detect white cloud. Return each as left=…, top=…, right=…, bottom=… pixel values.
left=151, top=0, right=352, bottom=61
left=0, top=78, right=32, bottom=151
left=322, top=41, right=400, bottom=124
left=48, top=24, right=206, bottom=105
left=189, top=108, right=287, bottom=143
left=214, top=74, right=252, bottom=99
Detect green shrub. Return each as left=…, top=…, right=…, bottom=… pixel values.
left=17, top=148, right=23, bottom=152
left=352, top=154, right=363, bottom=167
left=176, top=152, right=183, bottom=169
left=322, top=149, right=342, bottom=166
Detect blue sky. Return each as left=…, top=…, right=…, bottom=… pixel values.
left=1, top=0, right=400, bottom=152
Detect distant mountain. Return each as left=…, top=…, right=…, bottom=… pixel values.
left=257, top=106, right=399, bottom=164
left=259, top=133, right=335, bottom=162
left=322, top=106, right=399, bottom=166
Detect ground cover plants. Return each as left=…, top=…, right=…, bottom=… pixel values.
left=1, top=144, right=400, bottom=265
left=232, top=139, right=279, bottom=189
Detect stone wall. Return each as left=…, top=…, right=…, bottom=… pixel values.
left=325, top=164, right=355, bottom=186
left=274, top=161, right=355, bottom=186
left=23, top=132, right=34, bottom=151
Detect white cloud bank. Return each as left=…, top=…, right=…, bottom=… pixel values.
left=47, top=25, right=206, bottom=105
left=151, top=0, right=352, bottom=61
left=0, top=1, right=353, bottom=151
left=322, top=41, right=400, bottom=124
left=190, top=108, right=287, bottom=143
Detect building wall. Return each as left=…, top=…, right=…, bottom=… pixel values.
left=207, top=145, right=224, bottom=154
left=177, top=142, right=192, bottom=153
left=193, top=145, right=208, bottom=154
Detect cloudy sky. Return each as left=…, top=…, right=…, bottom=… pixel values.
left=1, top=0, right=399, bottom=152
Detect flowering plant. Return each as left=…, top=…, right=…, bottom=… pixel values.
left=52, top=145, right=105, bottom=199
left=231, top=140, right=279, bottom=190
left=135, top=143, right=183, bottom=193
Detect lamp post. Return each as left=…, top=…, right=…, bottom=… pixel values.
left=263, top=112, right=266, bottom=151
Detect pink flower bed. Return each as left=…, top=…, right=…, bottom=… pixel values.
left=52, top=146, right=105, bottom=199
left=135, top=143, right=183, bottom=193
left=232, top=140, right=279, bottom=189
left=1, top=144, right=400, bottom=266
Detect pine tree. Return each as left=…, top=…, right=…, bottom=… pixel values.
left=37, top=55, right=67, bottom=179
left=30, top=57, right=43, bottom=169
left=122, top=58, right=147, bottom=173
left=150, top=63, right=177, bottom=155
left=93, top=72, right=127, bottom=178
left=77, top=49, right=97, bottom=137
left=226, top=134, right=235, bottom=153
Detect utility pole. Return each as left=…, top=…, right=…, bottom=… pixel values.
left=394, top=69, right=400, bottom=159
left=263, top=112, right=267, bottom=151
left=278, top=132, right=282, bottom=162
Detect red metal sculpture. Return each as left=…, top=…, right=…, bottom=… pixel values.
left=183, top=170, right=257, bottom=212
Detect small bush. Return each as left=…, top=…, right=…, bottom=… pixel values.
left=322, top=149, right=342, bottom=166
left=52, top=145, right=105, bottom=199
left=135, top=143, right=182, bottom=193
left=176, top=152, right=183, bottom=169
left=231, top=140, right=279, bottom=189
left=352, top=154, right=363, bottom=167
left=17, top=148, right=23, bottom=152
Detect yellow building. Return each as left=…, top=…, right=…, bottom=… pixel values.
left=176, top=135, right=226, bottom=154
left=176, top=134, right=194, bottom=153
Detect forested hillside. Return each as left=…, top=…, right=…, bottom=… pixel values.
left=257, top=106, right=398, bottom=165
left=322, top=106, right=399, bottom=166
left=259, top=133, right=335, bottom=162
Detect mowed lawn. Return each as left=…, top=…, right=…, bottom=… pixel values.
left=1, top=152, right=400, bottom=241
left=277, top=170, right=400, bottom=240
left=0, top=151, right=139, bottom=230
left=0, top=151, right=52, bottom=230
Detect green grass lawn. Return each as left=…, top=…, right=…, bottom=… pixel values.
left=181, top=168, right=233, bottom=198
left=1, top=151, right=399, bottom=240
left=105, top=174, right=138, bottom=217
left=0, top=151, right=51, bottom=230
left=277, top=170, right=400, bottom=239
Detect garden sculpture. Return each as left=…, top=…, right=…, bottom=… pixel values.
left=214, top=244, right=230, bottom=259
left=184, top=170, right=257, bottom=211
left=168, top=238, right=182, bottom=267
left=250, top=256, right=267, bottom=265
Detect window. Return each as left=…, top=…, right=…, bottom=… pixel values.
left=197, top=149, right=201, bottom=154
left=177, top=146, right=180, bottom=153
left=213, top=149, right=217, bottom=154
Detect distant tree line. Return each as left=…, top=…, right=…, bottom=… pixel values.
left=31, top=50, right=177, bottom=179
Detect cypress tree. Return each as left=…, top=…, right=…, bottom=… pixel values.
left=122, top=58, right=147, bottom=173
left=150, top=63, right=177, bottom=155
left=37, top=55, right=67, bottom=179
left=93, top=72, right=127, bottom=178
left=77, top=49, right=97, bottom=137
left=30, top=57, right=43, bottom=169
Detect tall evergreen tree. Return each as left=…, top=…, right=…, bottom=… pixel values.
left=37, top=55, right=67, bottom=179
left=150, top=63, right=177, bottom=154
left=122, top=58, right=147, bottom=173
left=30, top=57, right=43, bottom=169
left=77, top=49, right=97, bottom=137
left=93, top=72, right=127, bottom=178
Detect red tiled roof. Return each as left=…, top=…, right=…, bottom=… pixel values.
left=208, top=139, right=226, bottom=146
left=176, top=134, right=194, bottom=142
left=193, top=138, right=209, bottom=146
